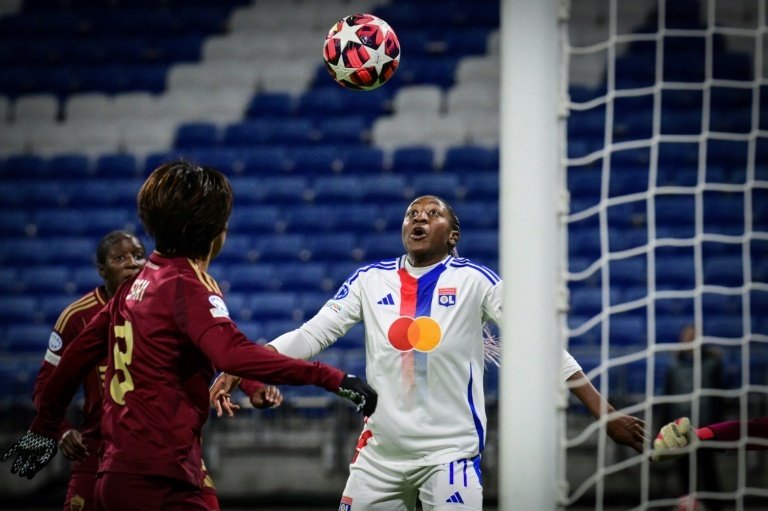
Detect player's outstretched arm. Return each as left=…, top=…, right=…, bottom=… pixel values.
left=1, top=430, right=58, bottom=479
left=651, top=417, right=694, bottom=461
left=567, top=370, right=646, bottom=453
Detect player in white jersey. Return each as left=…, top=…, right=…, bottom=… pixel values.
left=212, top=195, right=645, bottom=511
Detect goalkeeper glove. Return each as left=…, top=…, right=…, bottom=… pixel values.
left=337, top=374, right=378, bottom=417
left=651, top=417, right=694, bottom=462
left=1, top=430, right=58, bottom=479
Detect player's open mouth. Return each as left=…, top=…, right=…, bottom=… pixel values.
left=410, top=227, right=427, bottom=240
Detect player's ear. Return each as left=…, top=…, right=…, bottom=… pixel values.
left=448, top=229, right=460, bottom=248
left=96, top=263, right=107, bottom=280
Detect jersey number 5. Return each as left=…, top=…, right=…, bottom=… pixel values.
left=110, top=321, right=135, bottom=405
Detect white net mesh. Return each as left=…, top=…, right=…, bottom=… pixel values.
left=562, top=0, right=768, bottom=509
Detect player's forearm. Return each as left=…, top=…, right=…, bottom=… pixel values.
left=701, top=418, right=768, bottom=449
left=567, top=371, right=615, bottom=419
left=31, top=317, right=110, bottom=437
left=201, top=324, right=344, bottom=391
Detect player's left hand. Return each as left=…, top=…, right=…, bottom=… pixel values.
left=606, top=412, right=646, bottom=453
left=651, top=417, right=693, bottom=462
left=59, top=429, right=88, bottom=462
left=1, top=430, right=58, bottom=479
left=249, top=385, right=283, bottom=409
left=337, top=374, right=378, bottom=417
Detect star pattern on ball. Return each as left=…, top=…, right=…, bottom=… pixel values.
left=331, top=19, right=364, bottom=49
left=326, top=52, right=357, bottom=83
left=365, top=38, right=395, bottom=77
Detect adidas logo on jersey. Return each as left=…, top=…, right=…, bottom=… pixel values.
left=376, top=293, right=395, bottom=305
left=446, top=491, right=465, bottom=504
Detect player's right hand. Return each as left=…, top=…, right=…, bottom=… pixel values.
left=337, top=374, right=378, bottom=417
left=651, top=417, right=693, bottom=462
left=59, top=429, right=88, bottom=462
left=1, top=430, right=58, bottom=479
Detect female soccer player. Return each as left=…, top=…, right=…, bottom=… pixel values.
left=213, top=195, right=645, bottom=511
left=2, top=160, right=376, bottom=511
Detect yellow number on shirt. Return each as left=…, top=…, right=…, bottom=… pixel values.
left=110, top=321, right=135, bottom=405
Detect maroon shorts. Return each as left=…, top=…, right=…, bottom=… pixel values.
left=94, top=472, right=212, bottom=511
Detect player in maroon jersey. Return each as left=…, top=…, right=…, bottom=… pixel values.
left=32, top=230, right=146, bottom=511
left=2, top=160, right=377, bottom=511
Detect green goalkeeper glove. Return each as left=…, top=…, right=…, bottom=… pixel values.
left=651, top=417, right=694, bottom=462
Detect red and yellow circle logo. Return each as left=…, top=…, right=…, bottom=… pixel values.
left=387, top=316, right=442, bottom=352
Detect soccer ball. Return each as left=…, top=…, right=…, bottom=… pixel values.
left=323, top=13, right=401, bottom=91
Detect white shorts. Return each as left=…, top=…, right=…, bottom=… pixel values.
left=338, top=451, right=483, bottom=511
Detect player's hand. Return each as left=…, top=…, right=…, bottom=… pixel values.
left=209, top=372, right=243, bottom=418
left=249, top=385, right=283, bottom=409
left=59, top=429, right=88, bottom=462
left=1, top=430, right=58, bottom=479
left=337, top=374, right=377, bottom=417
left=606, top=413, right=646, bottom=453
left=651, top=417, right=693, bottom=462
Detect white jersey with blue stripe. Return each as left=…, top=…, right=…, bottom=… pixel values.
left=270, top=254, right=581, bottom=466
left=311, top=254, right=500, bottom=465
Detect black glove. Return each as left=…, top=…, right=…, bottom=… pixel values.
left=1, top=430, right=58, bottom=479
left=337, top=374, right=378, bottom=417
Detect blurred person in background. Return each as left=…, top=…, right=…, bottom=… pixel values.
left=213, top=195, right=646, bottom=511
left=2, top=160, right=376, bottom=511
left=660, top=324, right=725, bottom=508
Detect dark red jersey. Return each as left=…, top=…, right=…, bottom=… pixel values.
left=32, top=252, right=345, bottom=488
left=32, top=287, right=107, bottom=450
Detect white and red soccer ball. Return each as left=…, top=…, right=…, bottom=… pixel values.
left=323, top=13, right=401, bottom=91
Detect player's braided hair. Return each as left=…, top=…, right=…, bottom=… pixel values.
left=431, top=195, right=461, bottom=257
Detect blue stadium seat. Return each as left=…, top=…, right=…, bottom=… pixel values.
left=48, top=154, right=92, bottom=179
left=225, top=177, right=266, bottom=205
left=0, top=297, right=38, bottom=323
left=655, top=254, right=696, bottom=290
left=40, top=295, right=78, bottom=323
left=3, top=155, right=48, bottom=179
left=329, top=261, right=367, bottom=288
left=328, top=205, right=382, bottom=233
left=608, top=228, right=647, bottom=252
left=610, top=257, right=647, bottom=287
left=246, top=93, right=294, bottom=118
left=174, top=122, right=220, bottom=148
left=248, top=293, right=299, bottom=320
left=359, top=233, right=403, bottom=261
left=297, top=88, right=347, bottom=118
left=222, top=293, right=249, bottom=322
left=0, top=210, right=31, bottom=236
left=217, top=234, right=256, bottom=263
left=20, top=266, right=71, bottom=294
left=76, top=179, right=143, bottom=206
left=703, top=255, right=743, bottom=287
left=223, top=121, right=273, bottom=147
left=225, top=264, right=278, bottom=292
left=463, top=172, right=498, bottom=200
left=72, top=266, right=102, bottom=293
left=254, top=234, right=306, bottom=261
left=276, top=263, right=328, bottom=291
left=289, top=147, right=342, bottom=175
left=240, top=147, right=289, bottom=175
left=284, top=205, right=334, bottom=232
left=4, top=324, right=51, bottom=354
left=457, top=230, right=497, bottom=260
left=703, top=316, right=743, bottom=338
left=95, top=154, right=138, bottom=178
left=443, top=146, right=498, bottom=171
left=258, top=176, right=308, bottom=203
left=702, top=293, right=742, bottom=315
left=453, top=201, right=498, bottom=229
left=361, top=175, right=409, bottom=202
left=568, top=228, right=602, bottom=259
left=341, top=147, right=385, bottom=173
left=609, top=315, right=647, bottom=346
left=305, top=234, right=357, bottom=261
left=0, top=238, right=53, bottom=265
left=228, top=205, right=280, bottom=233
left=312, top=176, right=364, bottom=203
left=0, top=269, right=19, bottom=292
left=410, top=173, right=461, bottom=200
left=298, top=292, right=329, bottom=317
left=318, top=117, right=368, bottom=144
left=392, top=146, right=434, bottom=172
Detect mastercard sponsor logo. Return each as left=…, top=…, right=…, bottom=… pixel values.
left=387, top=316, right=442, bottom=352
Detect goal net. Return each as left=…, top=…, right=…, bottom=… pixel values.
left=562, top=0, right=768, bottom=509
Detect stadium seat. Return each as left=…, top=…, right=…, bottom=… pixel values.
left=360, top=175, right=409, bottom=203
left=392, top=85, right=443, bottom=115
left=410, top=173, right=461, bottom=200
left=454, top=201, right=498, bottom=229
left=443, top=146, right=498, bottom=172
left=253, top=234, right=306, bottom=261
left=72, top=266, right=102, bottom=294
left=284, top=205, right=334, bottom=233
left=0, top=296, right=38, bottom=323
left=40, top=295, right=78, bottom=323
left=298, top=292, right=330, bottom=316
left=95, top=154, right=138, bottom=178
left=47, top=154, right=92, bottom=179
left=289, top=147, right=342, bottom=175
left=13, top=93, right=59, bottom=124
left=228, top=205, right=280, bottom=233
left=174, top=122, right=220, bottom=148
left=247, top=293, right=299, bottom=320
left=225, top=264, right=278, bottom=292
left=239, top=147, right=289, bottom=175
left=359, top=233, right=403, bottom=262
left=655, top=254, right=696, bottom=290
left=703, top=255, right=744, bottom=287
left=276, top=263, right=328, bottom=291
left=328, top=204, right=382, bottom=233
left=312, top=176, right=365, bottom=203
left=391, top=146, right=435, bottom=172
left=304, top=234, right=357, bottom=261
left=0, top=210, right=30, bottom=237
left=245, top=92, right=295, bottom=118
left=4, top=324, right=51, bottom=354
left=257, top=176, right=308, bottom=203
left=462, top=172, right=498, bottom=200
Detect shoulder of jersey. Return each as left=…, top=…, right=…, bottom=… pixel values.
left=346, top=257, right=399, bottom=284
left=448, top=257, right=501, bottom=285
left=54, top=290, right=101, bottom=332
left=184, top=260, right=223, bottom=295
